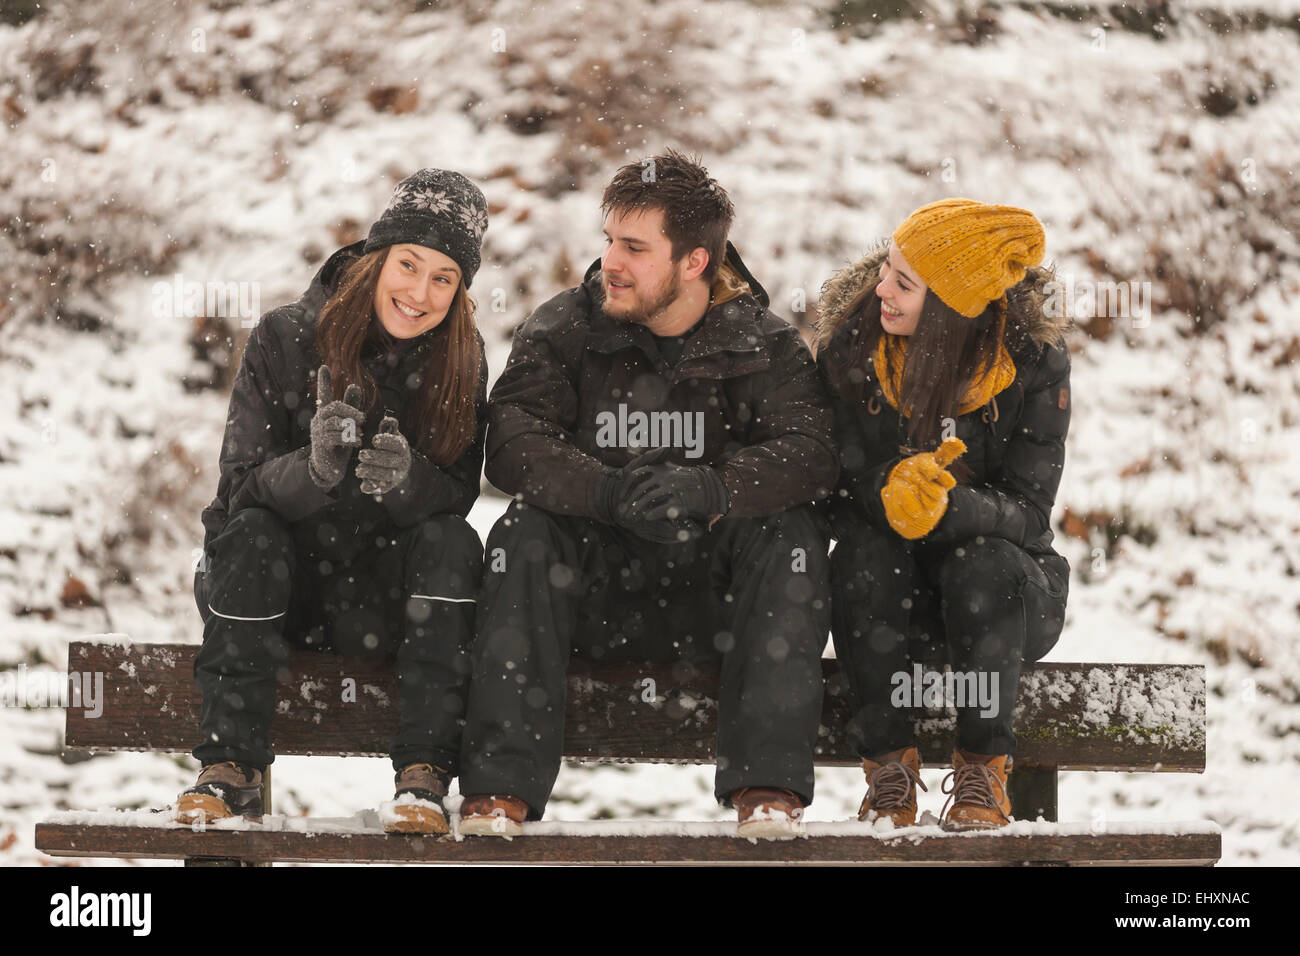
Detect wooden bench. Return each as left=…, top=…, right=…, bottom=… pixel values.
left=35, top=639, right=1219, bottom=865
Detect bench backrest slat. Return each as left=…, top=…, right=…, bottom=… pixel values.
left=64, top=642, right=1205, bottom=771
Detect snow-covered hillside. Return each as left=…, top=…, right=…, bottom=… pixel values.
left=1, top=0, right=1297, bottom=864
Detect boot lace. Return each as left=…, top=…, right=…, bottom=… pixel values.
left=940, top=761, right=1010, bottom=822
left=397, top=763, right=448, bottom=792
left=868, top=760, right=927, bottom=810
left=200, top=761, right=257, bottom=785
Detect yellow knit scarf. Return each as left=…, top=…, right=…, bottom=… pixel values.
left=873, top=324, right=1017, bottom=418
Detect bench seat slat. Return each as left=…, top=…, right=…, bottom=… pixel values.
left=33, top=822, right=1220, bottom=866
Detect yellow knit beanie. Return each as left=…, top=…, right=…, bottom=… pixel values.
left=892, top=198, right=1046, bottom=319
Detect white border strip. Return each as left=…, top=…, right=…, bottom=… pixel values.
left=208, top=603, right=287, bottom=622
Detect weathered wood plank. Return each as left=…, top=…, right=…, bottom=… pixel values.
left=65, top=642, right=1206, bottom=771
left=33, top=823, right=1221, bottom=866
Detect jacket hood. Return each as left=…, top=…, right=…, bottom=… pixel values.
left=582, top=239, right=770, bottom=309
left=301, top=240, right=368, bottom=317
left=814, top=239, right=1070, bottom=354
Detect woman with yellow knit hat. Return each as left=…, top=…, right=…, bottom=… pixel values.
left=814, top=198, right=1072, bottom=831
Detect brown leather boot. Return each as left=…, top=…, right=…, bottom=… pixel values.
left=732, top=787, right=805, bottom=840
left=458, top=794, right=530, bottom=837
left=175, top=761, right=263, bottom=824
left=940, top=749, right=1013, bottom=831
left=858, top=746, right=927, bottom=827
left=383, top=763, right=451, bottom=835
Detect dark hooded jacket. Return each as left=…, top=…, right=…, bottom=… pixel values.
left=484, top=242, right=838, bottom=519
left=199, top=241, right=488, bottom=557
left=814, top=241, right=1072, bottom=562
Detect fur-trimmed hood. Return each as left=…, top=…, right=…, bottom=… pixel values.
left=814, top=239, right=1071, bottom=355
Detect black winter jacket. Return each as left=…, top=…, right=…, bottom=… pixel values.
left=485, top=242, right=839, bottom=519
left=814, top=242, right=1072, bottom=562
left=199, top=241, right=488, bottom=557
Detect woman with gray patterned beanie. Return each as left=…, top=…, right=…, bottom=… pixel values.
left=176, top=169, right=491, bottom=835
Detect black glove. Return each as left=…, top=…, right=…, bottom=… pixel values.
left=624, top=516, right=703, bottom=545
left=623, top=458, right=730, bottom=523
left=309, top=365, right=365, bottom=489
left=595, top=447, right=705, bottom=544
left=356, top=415, right=412, bottom=496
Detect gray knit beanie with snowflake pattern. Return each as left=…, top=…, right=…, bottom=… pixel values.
left=363, top=168, right=489, bottom=287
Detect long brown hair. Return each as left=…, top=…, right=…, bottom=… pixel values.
left=310, top=249, right=481, bottom=467
left=842, top=286, right=1006, bottom=484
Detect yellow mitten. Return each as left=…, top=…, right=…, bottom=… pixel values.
left=880, top=437, right=967, bottom=539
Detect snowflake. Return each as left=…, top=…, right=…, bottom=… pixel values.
left=458, top=203, right=488, bottom=237
left=390, top=184, right=455, bottom=215
left=417, top=189, right=456, bottom=214
left=388, top=183, right=426, bottom=209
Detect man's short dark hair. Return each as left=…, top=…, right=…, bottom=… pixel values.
left=600, top=148, right=736, bottom=286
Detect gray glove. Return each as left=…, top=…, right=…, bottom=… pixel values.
left=356, top=415, right=412, bottom=496
left=309, top=365, right=365, bottom=489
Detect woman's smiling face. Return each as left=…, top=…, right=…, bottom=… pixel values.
left=373, top=244, right=461, bottom=338
left=876, top=242, right=926, bottom=336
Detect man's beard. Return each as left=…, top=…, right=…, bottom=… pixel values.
left=604, top=269, right=682, bottom=326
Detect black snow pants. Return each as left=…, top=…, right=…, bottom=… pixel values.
left=459, top=500, right=831, bottom=818
left=830, top=516, right=1068, bottom=758
left=192, top=506, right=483, bottom=773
